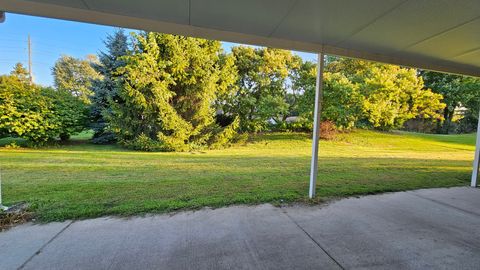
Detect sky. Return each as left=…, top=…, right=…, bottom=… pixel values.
left=0, top=13, right=316, bottom=86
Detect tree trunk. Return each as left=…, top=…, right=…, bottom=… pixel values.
left=440, top=108, right=455, bottom=134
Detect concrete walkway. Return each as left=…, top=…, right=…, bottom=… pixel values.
left=2, top=187, right=480, bottom=270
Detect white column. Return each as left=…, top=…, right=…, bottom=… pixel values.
left=0, top=169, right=7, bottom=211
left=471, top=110, right=480, bottom=187
left=309, top=53, right=325, bottom=198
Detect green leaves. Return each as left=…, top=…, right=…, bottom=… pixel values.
left=221, top=46, right=298, bottom=132
left=52, top=55, right=101, bottom=104
left=421, top=70, right=480, bottom=133
left=292, top=58, right=445, bottom=131
left=0, top=73, right=87, bottom=144
left=107, top=32, right=239, bottom=151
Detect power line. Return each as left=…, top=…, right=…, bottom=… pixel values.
left=0, top=59, right=27, bottom=62
left=2, top=33, right=102, bottom=49
left=0, top=45, right=27, bottom=50
left=32, top=61, right=53, bottom=66
left=28, top=34, right=32, bottom=84
left=1, top=41, right=86, bottom=53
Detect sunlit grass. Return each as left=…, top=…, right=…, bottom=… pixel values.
left=0, top=130, right=476, bottom=222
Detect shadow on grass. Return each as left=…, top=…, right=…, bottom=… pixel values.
left=394, top=131, right=476, bottom=146
left=249, top=132, right=311, bottom=142
left=1, top=154, right=472, bottom=222
left=0, top=137, right=27, bottom=147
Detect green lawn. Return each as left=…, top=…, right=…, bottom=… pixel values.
left=0, top=130, right=476, bottom=222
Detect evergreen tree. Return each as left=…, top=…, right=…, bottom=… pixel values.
left=10, top=63, right=30, bottom=83
left=107, top=32, right=238, bottom=151
left=90, top=29, right=129, bottom=144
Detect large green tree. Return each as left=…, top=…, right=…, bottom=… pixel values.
left=52, top=55, right=100, bottom=104
left=221, top=46, right=299, bottom=132
left=1, top=64, right=86, bottom=143
left=291, top=60, right=363, bottom=129
left=329, top=58, right=445, bottom=130
left=421, top=71, right=480, bottom=133
left=107, top=32, right=238, bottom=151
left=90, top=29, right=130, bottom=144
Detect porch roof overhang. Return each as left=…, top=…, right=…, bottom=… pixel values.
left=0, top=0, right=479, bottom=77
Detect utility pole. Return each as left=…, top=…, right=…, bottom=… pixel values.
left=28, top=34, right=32, bottom=84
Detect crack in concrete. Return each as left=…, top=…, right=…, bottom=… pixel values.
left=407, top=192, right=480, bottom=218
left=281, top=209, right=345, bottom=270
left=17, top=221, right=74, bottom=270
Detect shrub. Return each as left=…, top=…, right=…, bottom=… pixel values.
left=122, top=133, right=165, bottom=152
left=41, top=88, right=88, bottom=141
left=456, top=113, right=478, bottom=133
left=4, top=142, right=21, bottom=149
left=231, top=132, right=249, bottom=145
left=0, top=75, right=58, bottom=143
left=209, top=117, right=240, bottom=149
left=271, top=118, right=312, bottom=132
left=319, top=120, right=337, bottom=140
left=0, top=75, right=88, bottom=145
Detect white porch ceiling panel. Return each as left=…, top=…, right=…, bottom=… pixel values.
left=1, top=0, right=479, bottom=77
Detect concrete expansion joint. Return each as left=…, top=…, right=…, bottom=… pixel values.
left=281, top=209, right=345, bottom=270
left=17, top=220, right=74, bottom=270
left=406, top=192, right=480, bottom=218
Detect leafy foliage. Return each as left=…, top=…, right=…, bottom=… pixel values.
left=107, top=32, right=238, bottom=151
left=52, top=55, right=101, bottom=104
left=292, top=61, right=363, bottom=129
left=41, top=87, right=88, bottom=141
left=220, top=46, right=300, bottom=132
left=0, top=65, right=87, bottom=144
left=90, top=29, right=130, bottom=144
left=10, top=63, right=31, bottom=83
left=4, top=30, right=477, bottom=151
left=0, top=75, right=56, bottom=143
left=327, top=58, right=444, bottom=131
left=421, top=71, right=480, bottom=133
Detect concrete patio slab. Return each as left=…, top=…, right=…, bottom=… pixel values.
left=1, top=187, right=479, bottom=270
left=409, top=186, right=480, bottom=216
left=0, top=221, right=71, bottom=270
left=285, top=189, right=480, bottom=270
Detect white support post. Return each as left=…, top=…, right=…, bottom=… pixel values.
left=471, top=110, right=480, bottom=187
left=0, top=169, right=8, bottom=211
left=309, top=53, right=325, bottom=198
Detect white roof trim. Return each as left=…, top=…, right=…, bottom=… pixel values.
left=1, top=0, right=479, bottom=77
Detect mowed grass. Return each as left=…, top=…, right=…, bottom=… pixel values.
left=0, top=130, right=476, bottom=222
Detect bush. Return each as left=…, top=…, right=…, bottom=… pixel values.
left=122, top=133, right=165, bottom=151
left=231, top=132, right=249, bottom=145
left=319, top=120, right=337, bottom=140
left=209, top=117, right=241, bottom=149
left=402, top=118, right=438, bottom=133
left=456, top=113, right=478, bottom=133
left=41, top=87, right=88, bottom=140
left=4, top=141, right=21, bottom=149
left=271, top=119, right=312, bottom=132
left=0, top=75, right=57, bottom=143
left=0, top=75, right=88, bottom=145
left=91, top=131, right=116, bottom=144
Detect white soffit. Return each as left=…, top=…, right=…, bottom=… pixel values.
left=0, top=0, right=479, bottom=77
